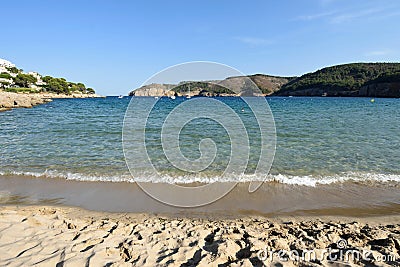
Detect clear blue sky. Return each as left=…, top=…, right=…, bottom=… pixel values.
left=1, top=0, right=400, bottom=95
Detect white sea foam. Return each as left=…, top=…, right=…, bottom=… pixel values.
left=1, top=170, right=400, bottom=187
left=0, top=170, right=133, bottom=183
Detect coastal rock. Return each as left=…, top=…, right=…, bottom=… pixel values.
left=129, top=75, right=291, bottom=97
left=0, top=92, right=42, bottom=109
left=178, top=89, right=200, bottom=97
left=0, top=91, right=104, bottom=111
left=129, top=84, right=176, bottom=97
left=359, top=82, right=400, bottom=97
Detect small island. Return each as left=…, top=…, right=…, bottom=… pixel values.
left=130, top=63, right=400, bottom=98
left=0, top=59, right=102, bottom=111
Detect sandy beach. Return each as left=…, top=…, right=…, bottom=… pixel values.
left=0, top=205, right=399, bottom=266
left=1, top=175, right=399, bottom=265
left=2, top=0, right=400, bottom=265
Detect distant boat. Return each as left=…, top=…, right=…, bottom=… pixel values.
left=155, top=96, right=159, bottom=99
left=166, top=85, right=176, bottom=99
left=118, top=95, right=124, bottom=99
left=370, top=98, right=375, bottom=103
left=322, top=92, right=327, bottom=97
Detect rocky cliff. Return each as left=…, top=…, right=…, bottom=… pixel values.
left=0, top=91, right=104, bottom=111
left=129, top=75, right=292, bottom=97
left=129, top=84, right=176, bottom=97
left=274, top=81, right=400, bottom=97
left=359, top=82, right=400, bottom=97
left=0, top=92, right=51, bottom=111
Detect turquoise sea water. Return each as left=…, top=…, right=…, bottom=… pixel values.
left=0, top=96, right=399, bottom=187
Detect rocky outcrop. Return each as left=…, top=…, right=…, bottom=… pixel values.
left=0, top=91, right=104, bottom=111
left=0, top=92, right=51, bottom=111
left=129, top=84, right=176, bottom=97
left=129, top=75, right=292, bottom=97
left=359, top=82, right=400, bottom=97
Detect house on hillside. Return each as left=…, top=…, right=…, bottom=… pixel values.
left=0, top=58, right=16, bottom=68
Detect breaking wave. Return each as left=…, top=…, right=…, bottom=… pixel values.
left=1, top=170, right=400, bottom=187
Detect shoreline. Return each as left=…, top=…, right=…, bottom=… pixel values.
left=3, top=203, right=400, bottom=222
left=129, top=94, right=399, bottom=98
left=1, top=174, right=399, bottom=218
left=1, top=204, right=399, bottom=266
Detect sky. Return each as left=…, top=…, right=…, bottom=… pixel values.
left=1, top=0, right=400, bottom=95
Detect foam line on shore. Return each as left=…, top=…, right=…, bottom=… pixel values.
left=1, top=170, right=399, bottom=186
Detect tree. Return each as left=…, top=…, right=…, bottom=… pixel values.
left=281, top=63, right=400, bottom=93
left=30, top=74, right=95, bottom=94
left=68, top=82, right=86, bottom=92
left=42, top=76, right=53, bottom=83
left=14, top=74, right=37, bottom=88
left=86, top=88, right=95, bottom=94
left=0, top=72, right=12, bottom=79
left=6, top=66, right=19, bottom=74
left=45, top=77, right=69, bottom=94
left=0, top=81, right=10, bottom=89
left=76, top=82, right=86, bottom=92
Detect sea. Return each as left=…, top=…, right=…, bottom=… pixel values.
left=0, top=96, right=399, bottom=215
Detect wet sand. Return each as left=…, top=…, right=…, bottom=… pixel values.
left=0, top=175, right=400, bottom=217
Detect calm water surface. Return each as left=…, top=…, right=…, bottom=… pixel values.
left=1, top=97, right=399, bottom=186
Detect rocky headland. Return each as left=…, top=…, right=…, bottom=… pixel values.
left=129, top=74, right=291, bottom=97
left=0, top=91, right=103, bottom=111
left=359, top=82, right=400, bottom=98
left=0, top=58, right=102, bottom=111
left=130, top=63, right=400, bottom=98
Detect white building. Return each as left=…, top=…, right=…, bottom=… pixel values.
left=0, top=78, right=13, bottom=88
left=27, top=71, right=41, bottom=79
left=0, top=59, right=46, bottom=89
left=27, top=71, right=46, bottom=86
left=0, top=58, right=16, bottom=68
left=0, top=66, right=8, bottom=73
left=0, top=59, right=17, bottom=78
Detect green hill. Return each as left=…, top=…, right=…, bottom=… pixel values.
left=130, top=62, right=400, bottom=97
left=275, top=63, right=400, bottom=97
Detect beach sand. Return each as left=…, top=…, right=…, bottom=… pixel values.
left=0, top=205, right=399, bottom=266
left=1, top=175, right=399, bottom=266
